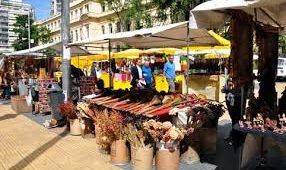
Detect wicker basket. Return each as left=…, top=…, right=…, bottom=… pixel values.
left=11, top=95, right=32, bottom=114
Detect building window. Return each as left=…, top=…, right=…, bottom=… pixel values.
left=75, top=9, right=78, bottom=17
left=80, top=28, right=82, bottom=40
left=102, top=25, right=105, bottom=34
left=85, top=24, right=89, bottom=38
left=80, top=7, right=83, bottom=16
left=71, top=11, right=73, bottom=19
left=102, top=4, right=105, bottom=12
left=85, top=4, right=89, bottom=13
left=126, top=21, right=131, bottom=31
left=116, top=22, right=121, bottom=33
left=75, top=30, right=78, bottom=41
left=109, top=23, right=112, bottom=33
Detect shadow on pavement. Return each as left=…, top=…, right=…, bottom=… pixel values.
left=0, top=114, right=18, bottom=121
left=8, top=130, right=69, bottom=170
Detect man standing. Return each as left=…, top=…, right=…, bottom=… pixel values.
left=142, top=60, right=153, bottom=89
left=164, top=56, right=176, bottom=93
left=90, top=62, right=97, bottom=79
left=131, top=59, right=143, bottom=88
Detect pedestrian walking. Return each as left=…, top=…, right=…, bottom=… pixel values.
left=164, top=56, right=176, bottom=93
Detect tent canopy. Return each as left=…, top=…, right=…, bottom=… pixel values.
left=191, top=0, right=286, bottom=29
left=70, top=21, right=223, bottom=48
left=6, top=41, right=90, bottom=57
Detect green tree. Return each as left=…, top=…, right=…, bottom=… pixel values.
left=99, top=0, right=153, bottom=30
left=279, top=35, right=286, bottom=55
left=151, top=0, right=207, bottom=23
left=12, top=15, right=52, bottom=51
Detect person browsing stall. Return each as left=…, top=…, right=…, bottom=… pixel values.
left=131, top=59, right=143, bottom=88
left=164, top=56, right=176, bottom=93
left=142, top=60, right=153, bottom=89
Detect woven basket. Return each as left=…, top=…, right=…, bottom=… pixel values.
left=11, top=95, right=32, bottom=114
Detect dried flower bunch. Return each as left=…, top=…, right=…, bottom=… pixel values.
left=95, top=110, right=126, bottom=149
left=58, top=100, right=77, bottom=119
left=125, top=123, right=148, bottom=148
left=142, top=120, right=186, bottom=144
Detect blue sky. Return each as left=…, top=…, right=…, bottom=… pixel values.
left=24, top=0, right=50, bottom=21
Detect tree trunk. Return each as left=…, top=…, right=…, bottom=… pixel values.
left=229, top=10, right=253, bottom=89
left=256, top=25, right=279, bottom=111
left=228, top=10, right=253, bottom=117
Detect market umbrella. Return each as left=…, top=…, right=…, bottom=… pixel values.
left=191, top=0, right=286, bottom=29
left=143, top=48, right=183, bottom=55
left=183, top=30, right=230, bottom=51
left=113, top=49, right=143, bottom=59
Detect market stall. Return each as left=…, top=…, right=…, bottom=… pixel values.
left=5, top=41, right=91, bottom=114
left=59, top=87, right=225, bottom=169
left=192, top=0, right=286, bottom=169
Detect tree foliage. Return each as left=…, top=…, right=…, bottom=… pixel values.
left=99, top=0, right=152, bottom=30
left=279, top=35, right=286, bottom=55
left=12, top=15, right=52, bottom=51
left=152, top=0, right=207, bottom=23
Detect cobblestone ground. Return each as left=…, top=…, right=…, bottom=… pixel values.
left=0, top=104, right=119, bottom=170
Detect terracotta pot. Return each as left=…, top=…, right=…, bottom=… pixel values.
left=111, top=140, right=130, bottom=165
left=69, top=119, right=81, bottom=136
left=132, top=147, right=154, bottom=170
left=155, top=142, right=180, bottom=170
left=199, top=128, right=217, bottom=155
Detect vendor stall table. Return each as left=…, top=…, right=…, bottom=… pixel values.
left=234, top=124, right=286, bottom=169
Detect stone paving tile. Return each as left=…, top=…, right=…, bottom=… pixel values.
left=0, top=104, right=119, bottom=170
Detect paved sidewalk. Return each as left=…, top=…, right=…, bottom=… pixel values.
left=0, top=104, right=119, bottom=170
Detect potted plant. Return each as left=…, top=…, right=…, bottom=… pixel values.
left=59, top=100, right=81, bottom=136
left=126, top=123, right=154, bottom=170
left=143, top=120, right=186, bottom=170
left=95, top=110, right=129, bottom=164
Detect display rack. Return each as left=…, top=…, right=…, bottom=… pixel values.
left=79, top=76, right=96, bottom=97
left=38, top=78, right=56, bottom=114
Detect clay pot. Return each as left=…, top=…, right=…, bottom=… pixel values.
left=69, top=119, right=81, bottom=136
left=155, top=142, right=180, bottom=170
left=111, top=140, right=130, bottom=165
left=132, top=146, right=154, bottom=170
left=199, top=128, right=217, bottom=155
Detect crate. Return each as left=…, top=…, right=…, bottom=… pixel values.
left=11, top=95, right=32, bottom=114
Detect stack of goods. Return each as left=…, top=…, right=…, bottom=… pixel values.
left=239, top=94, right=286, bottom=135
left=38, top=78, right=56, bottom=114
left=80, top=76, right=97, bottom=96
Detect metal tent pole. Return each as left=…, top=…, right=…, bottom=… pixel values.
left=186, top=23, right=190, bottom=95
left=61, top=0, right=71, bottom=101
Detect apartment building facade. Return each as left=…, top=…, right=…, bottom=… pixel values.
left=0, top=0, right=32, bottom=53
left=38, top=0, right=164, bottom=52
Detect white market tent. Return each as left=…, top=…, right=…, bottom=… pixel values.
left=6, top=41, right=90, bottom=57
left=70, top=21, right=222, bottom=48
left=191, top=0, right=286, bottom=29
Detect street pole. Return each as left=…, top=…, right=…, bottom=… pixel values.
left=28, top=10, right=30, bottom=49
left=61, top=0, right=71, bottom=101
left=186, top=24, right=190, bottom=95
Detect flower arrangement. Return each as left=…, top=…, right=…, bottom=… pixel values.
left=95, top=110, right=126, bottom=150
left=59, top=100, right=77, bottom=119
left=142, top=120, right=186, bottom=145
